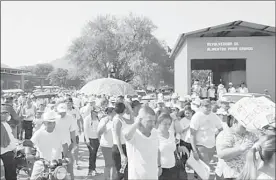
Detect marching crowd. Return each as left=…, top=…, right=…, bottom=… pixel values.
left=0, top=86, right=275, bottom=180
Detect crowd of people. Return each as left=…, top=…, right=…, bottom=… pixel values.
left=191, top=80, right=250, bottom=100
left=0, top=88, right=275, bottom=180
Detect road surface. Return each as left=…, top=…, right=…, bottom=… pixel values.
left=1, top=134, right=217, bottom=179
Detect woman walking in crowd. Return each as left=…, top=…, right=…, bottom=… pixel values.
left=66, top=97, right=83, bottom=169
left=97, top=107, right=117, bottom=180
left=156, top=113, right=177, bottom=180
left=84, top=109, right=100, bottom=177
left=112, top=102, right=133, bottom=180
left=174, top=105, right=194, bottom=179
left=215, top=115, right=258, bottom=180
left=238, top=134, right=275, bottom=180
left=22, top=97, right=36, bottom=139
left=1, top=105, right=17, bottom=180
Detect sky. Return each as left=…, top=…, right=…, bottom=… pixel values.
left=1, top=1, right=275, bottom=67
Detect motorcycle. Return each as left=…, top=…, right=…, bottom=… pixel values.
left=14, top=141, right=36, bottom=176
left=35, top=158, right=69, bottom=180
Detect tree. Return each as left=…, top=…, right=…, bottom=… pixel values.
left=19, top=63, right=54, bottom=77
left=33, top=63, right=54, bottom=76
left=66, top=13, right=172, bottom=88
left=47, top=68, right=68, bottom=87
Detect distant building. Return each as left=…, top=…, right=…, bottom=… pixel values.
left=170, top=20, right=275, bottom=101
left=1, top=64, right=29, bottom=90
left=1, top=64, right=48, bottom=91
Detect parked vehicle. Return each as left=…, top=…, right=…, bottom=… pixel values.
left=135, top=90, right=156, bottom=100
left=222, top=93, right=272, bottom=103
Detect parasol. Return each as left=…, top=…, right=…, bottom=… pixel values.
left=80, top=78, right=137, bottom=96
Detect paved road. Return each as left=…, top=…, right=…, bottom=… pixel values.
left=1, top=135, right=217, bottom=180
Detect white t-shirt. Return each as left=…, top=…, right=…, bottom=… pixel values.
left=208, top=88, right=216, bottom=98
left=239, top=87, right=249, bottom=93
left=190, top=111, right=222, bottom=148
left=1, top=122, right=16, bottom=155
left=125, top=129, right=159, bottom=180
left=23, top=105, right=36, bottom=121
left=112, top=114, right=127, bottom=145
left=67, top=108, right=81, bottom=136
left=228, top=87, right=236, bottom=93
left=98, top=117, right=113, bottom=148
left=55, top=114, right=78, bottom=145
left=80, top=105, right=92, bottom=119
left=176, top=117, right=191, bottom=141
left=83, top=115, right=99, bottom=139
left=158, top=131, right=176, bottom=168
left=31, top=128, right=63, bottom=161
left=201, top=87, right=208, bottom=98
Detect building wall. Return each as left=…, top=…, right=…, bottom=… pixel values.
left=174, top=36, right=275, bottom=101
left=175, top=41, right=191, bottom=97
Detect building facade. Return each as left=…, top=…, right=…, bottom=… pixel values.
left=170, top=21, right=275, bottom=101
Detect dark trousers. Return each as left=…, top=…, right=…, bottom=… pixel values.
left=86, top=138, right=100, bottom=170
left=159, top=166, right=178, bottom=180
left=0, top=151, right=17, bottom=180
left=22, top=120, right=33, bottom=139
left=112, top=144, right=128, bottom=180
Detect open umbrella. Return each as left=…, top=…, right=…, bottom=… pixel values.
left=80, top=78, right=137, bottom=96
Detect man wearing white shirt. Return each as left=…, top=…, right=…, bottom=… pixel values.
left=189, top=99, right=223, bottom=179
left=124, top=106, right=160, bottom=180
left=238, top=82, right=249, bottom=93
left=1, top=106, right=17, bottom=180
left=25, top=111, right=67, bottom=180
left=228, top=82, right=236, bottom=93
left=80, top=97, right=96, bottom=119
left=55, top=103, right=78, bottom=180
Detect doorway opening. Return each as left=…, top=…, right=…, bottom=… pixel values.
left=191, top=58, right=246, bottom=88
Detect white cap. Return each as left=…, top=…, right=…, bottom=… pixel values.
left=56, top=103, right=67, bottom=113
left=43, top=111, right=59, bottom=122
left=229, top=82, right=233, bottom=85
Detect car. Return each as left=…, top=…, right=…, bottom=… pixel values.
left=135, top=90, right=156, bottom=101
left=221, top=93, right=272, bottom=103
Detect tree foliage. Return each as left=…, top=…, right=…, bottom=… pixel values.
left=47, top=68, right=69, bottom=87
left=20, top=63, right=54, bottom=77
left=66, top=13, right=172, bottom=88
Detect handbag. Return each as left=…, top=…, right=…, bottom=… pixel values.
left=174, top=147, right=185, bottom=169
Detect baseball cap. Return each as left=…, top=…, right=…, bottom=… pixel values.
left=43, top=111, right=59, bottom=122
left=56, top=103, right=67, bottom=113
left=131, top=100, right=142, bottom=109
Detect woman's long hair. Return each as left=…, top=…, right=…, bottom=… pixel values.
left=238, top=135, right=276, bottom=180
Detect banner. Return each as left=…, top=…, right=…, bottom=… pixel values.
left=228, top=97, right=275, bottom=131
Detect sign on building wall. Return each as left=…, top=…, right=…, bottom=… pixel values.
left=206, top=42, right=253, bottom=52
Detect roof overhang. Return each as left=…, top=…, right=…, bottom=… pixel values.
left=169, top=20, right=276, bottom=60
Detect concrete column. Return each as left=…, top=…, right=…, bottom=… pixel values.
left=20, top=75, right=25, bottom=90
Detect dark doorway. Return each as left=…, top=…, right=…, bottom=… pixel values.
left=191, top=59, right=246, bottom=88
